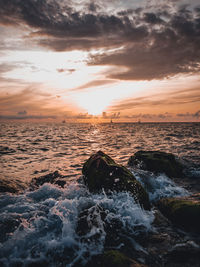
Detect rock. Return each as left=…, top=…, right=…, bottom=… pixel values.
left=86, top=250, right=148, bottom=267
left=82, top=151, right=150, bottom=210
left=0, top=178, right=25, bottom=193
left=128, top=151, right=183, bottom=178
left=30, top=171, right=66, bottom=189
left=157, top=194, right=200, bottom=233
left=165, top=240, right=200, bottom=265
left=76, top=204, right=107, bottom=242
left=0, top=215, right=21, bottom=242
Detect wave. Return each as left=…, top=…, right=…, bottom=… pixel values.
left=0, top=182, right=154, bottom=266
left=131, top=170, right=189, bottom=202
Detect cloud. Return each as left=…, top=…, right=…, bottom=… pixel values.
left=17, top=110, right=27, bottom=115
left=0, top=87, right=56, bottom=116
left=0, top=63, right=15, bottom=74
left=57, top=68, right=75, bottom=74
left=88, top=6, right=200, bottom=80
left=101, top=111, right=120, bottom=119
left=70, top=79, right=116, bottom=91
left=109, top=87, right=200, bottom=112
left=0, top=114, right=56, bottom=120
left=124, top=112, right=172, bottom=120
left=71, top=113, right=94, bottom=119
left=0, top=1, right=200, bottom=80
left=143, top=12, right=164, bottom=24
left=177, top=110, right=200, bottom=118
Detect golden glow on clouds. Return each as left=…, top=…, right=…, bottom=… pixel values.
left=1, top=49, right=151, bottom=116
left=70, top=80, right=155, bottom=115
left=1, top=49, right=200, bottom=121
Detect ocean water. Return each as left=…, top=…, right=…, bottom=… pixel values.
left=0, top=122, right=200, bottom=266
left=1, top=122, right=200, bottom=185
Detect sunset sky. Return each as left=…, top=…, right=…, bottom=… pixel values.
left=0, top=0, right=200, bottom=122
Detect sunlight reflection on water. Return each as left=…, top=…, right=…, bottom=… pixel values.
left=0, top=122, right=199, bottom=184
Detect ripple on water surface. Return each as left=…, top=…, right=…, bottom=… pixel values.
left=0, top=122, right=199, bottom=183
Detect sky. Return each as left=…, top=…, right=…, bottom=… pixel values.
left=0, top=0, right=200, bottom=122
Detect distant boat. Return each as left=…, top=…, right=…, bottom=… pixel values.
left=62, top=120, right=66, bottom=123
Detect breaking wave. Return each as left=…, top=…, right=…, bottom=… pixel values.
left=132, top=170, right=189, bottom=202
left=0, top=182, right=154, bottom=266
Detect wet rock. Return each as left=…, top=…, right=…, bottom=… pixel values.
left=165, top=240, right=200, bottom=266
left=30, top=171, right=66, bottom=189
left=77, top=203, right=130, bottom=252
left=77, top=204, right=106, bottom=240
left=0, top=215, right=21, bottom=242
left=157, top=194, right=200, bottom=233
left=86, top=250, right=148, bottom=267
left=128, top=151, right=183, bottom=178
left=82, top=151, right=150, bottom=210
left=0, top=178, right=25, bottom=193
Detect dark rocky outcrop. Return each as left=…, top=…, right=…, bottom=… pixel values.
left=82, top=151, right=150, bottom=210
left=128, top=151, right=183, bottom=178
left=0, top=178, right=25, bottom=193
left=0, top=215, right=21, bottom=242
left=30, top=171, right=66, bottom=190
left=164, top=241, right=200, bottom=266
left=86, top=250, right=148, bottom=267
left=157, top=194, right=200, bottom=233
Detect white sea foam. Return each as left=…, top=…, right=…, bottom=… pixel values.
left=0, top=182, right=154, bottom=266
left=132, top=170, right=189, bottom=202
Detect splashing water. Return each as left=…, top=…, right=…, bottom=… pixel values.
left=132, top=170, right=189, bottom=202
left=0, top=182, right=154, bottom=266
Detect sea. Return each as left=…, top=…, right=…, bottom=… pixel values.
left=0, top=122, right=200, bottom=266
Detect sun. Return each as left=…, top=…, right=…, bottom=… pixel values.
left=83, top=101, right=106, bottom=115
left=72, top=89, right=113, bottom=116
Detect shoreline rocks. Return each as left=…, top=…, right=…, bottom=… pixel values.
left=128, top=151, right=183, bottom=178
left=30, top=171, right=67, bottom=190
left=86, top=250, right=148, bottom=267
left=0, top=178, right=25, bottom=194
left=82, top=151, right=150, bottom=210
left=157, top=193, right=200, bottom=233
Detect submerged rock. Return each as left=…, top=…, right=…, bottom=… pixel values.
left=128, top=151, right=183, bottom=178
left=86, top=250, right=148, bottom=267
left=30, top=171, right=66, bottom=190
left=157, top=194, right=200, bottom=233
left=76, top=204, right=107, bottom=243
left=82, top=151, right=150, bottom=210
left=0, top=178, right=25, bottom=193
left=165, top=240, right=200, bottom=266
left=0, top=215, right=21, bottom=242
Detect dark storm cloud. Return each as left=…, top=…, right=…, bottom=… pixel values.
left=90, top=6, right=200, bottom=80
left=143, top=12, right=164, bottom=24
left=0, top=1, right=200, bottom=80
